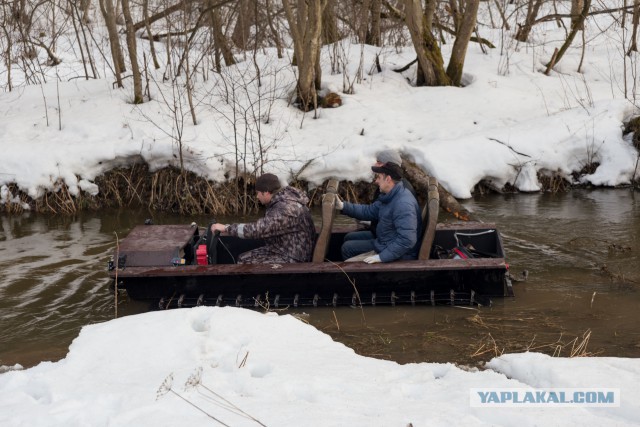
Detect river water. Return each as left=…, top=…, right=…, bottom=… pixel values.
left=1, top=189, right=639, bottom=368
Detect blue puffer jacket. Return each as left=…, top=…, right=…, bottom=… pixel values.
left=341, top=182, right=422, bottom=262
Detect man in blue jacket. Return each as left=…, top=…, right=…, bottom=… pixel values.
left=336, top=162, right=422, bottom=263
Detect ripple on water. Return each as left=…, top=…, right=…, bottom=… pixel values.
left=1, top=195, right=639, bottom=368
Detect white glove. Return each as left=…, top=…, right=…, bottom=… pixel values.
left=363, top=254, right=381, bottom=264
left=322, top=193, right=344, bottom=210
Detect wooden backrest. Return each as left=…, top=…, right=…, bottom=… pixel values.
left=418, top=177, right=440, bottom=260
left=312, top=179, right=339, bottom=263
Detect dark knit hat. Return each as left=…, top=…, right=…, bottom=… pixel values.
left=255, top=173, right=281, bottom=193
left=371, top=162, right=403, bottom=181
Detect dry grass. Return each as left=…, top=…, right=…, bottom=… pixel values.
left=311, top=307, right=606, bottom=367
left=1, top=164, right=380, bottom=215
left=464, top=311, right=600, bottom=363
left=95, top=164, right=243, bottom=214
left=1, top=159, right=629, bottom=215
left=1, top=184, right=31, bottom=214
left=537, top=172, right=572, bottom=193
left=338, top=328, right=395, bottom=360
left=598, top=264, right=638, bottom=285
left=470, top=333, right=504, bottom=359
left=5, top=156, right=623, bottom=216
left=568, top=329, right=593, bottom=357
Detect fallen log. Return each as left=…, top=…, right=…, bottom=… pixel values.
left=402, top=157, right=474, bottom=221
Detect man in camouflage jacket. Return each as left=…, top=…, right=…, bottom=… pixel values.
left=210, top=174, right=316, bottom=264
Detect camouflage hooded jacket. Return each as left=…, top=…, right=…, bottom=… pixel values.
left=226, top=186, right=316, bottom=264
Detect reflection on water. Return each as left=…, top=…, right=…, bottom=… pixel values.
left=0, top=190, right=639, bottom=368
left=472, top=190, right=640, bottom=292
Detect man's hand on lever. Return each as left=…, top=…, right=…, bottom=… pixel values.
left=210, top=223, right=228, bottom=234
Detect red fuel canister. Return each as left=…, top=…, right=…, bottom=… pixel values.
left=196, top=245, right=208, bottom=265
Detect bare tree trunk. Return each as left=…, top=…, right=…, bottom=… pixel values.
left=515, top=0, right=544, bottom=42
left=322, top=0, right=340, bottom=44
left=213, top=38, right=222, bottom=73
left=184, top=45, right=197, bottom=126
left=424, top=0, right=436, bottom=31
left=99, top=0, right=126, bottom=87
left=448, top=0, right=462, bottom=31
left=265, top=0, right=284, bottom=57
left=231, top=0, right=252, bottom=50
left=571, top=0, right=585, bottom=30
left=134, top=0, right=225, bottom=31
left=1, top=15, right=13, bottom=91
left=51, top=1, right=57, bottom=53
left=283, top=0, right=328, bottom=111
left=358, top=0, right=371, bottom=44
left=11, top=0, right=28, bottom=25
left=121, top=0, right=143, bottom=103
left=493, top=0, right=510, bottom=30
left=404, top=0, right=451, bottom=86
left=357, top=0, right=382, bottom=45
left=143, top=0, right=160, bottom=69
left=402, top=158, right=474, bottom=221
left=80, top=0, right=91, bottom=23
left=446, top=0, right=479, bottom=86
left=369, top=0, right=382, bottom=46
left=209, top=4, right=235, bottom=66
left=546, top=0, right=591, bottom=72
left=629, top=0, right=640, bottom=54
left=252, top=0, right=262, bottom=87
left=315, top=49, right=322, bottom=90
left=68, top=0, right=90, bottom=79
left=70, top=0, right=98, bottom=78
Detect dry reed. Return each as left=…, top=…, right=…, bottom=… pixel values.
left=1, top=164, right=379, bottom=215
left=0, top=157, right=629, bottom=215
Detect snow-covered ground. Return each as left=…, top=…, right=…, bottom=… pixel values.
left=1, top=4, right=638, bottom=204
left=1, top=307, right=637, bottom=426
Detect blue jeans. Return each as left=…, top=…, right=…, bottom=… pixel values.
left=341, top=231, right=376, bottom=260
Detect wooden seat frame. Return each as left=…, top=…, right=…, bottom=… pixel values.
left=312, top=179, right=339, bottom=263
left=418, top=177, right=439, bottom=260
